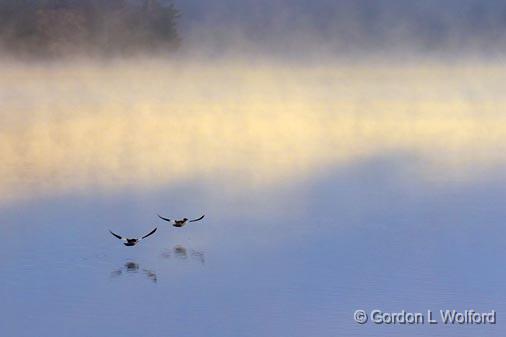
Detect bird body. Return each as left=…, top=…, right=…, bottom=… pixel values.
left=123, top=239, right=139, bottom=246
left=174, top=218, right=188, bottom=227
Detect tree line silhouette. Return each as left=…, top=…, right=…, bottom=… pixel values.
left=0, top=0, right=180, bottom=56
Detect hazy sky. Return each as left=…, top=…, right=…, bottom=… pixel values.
left=171, top=0, right=506, bottom=56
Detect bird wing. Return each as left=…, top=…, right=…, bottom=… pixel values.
left=189, top=215, right=205, bottom=222
left=157, top=214, right=172, bottom=222
left=141, top=227, right=158, bottom=240
left=109, top=230, right=126, bottom=242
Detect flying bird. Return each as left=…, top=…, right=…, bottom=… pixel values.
left=157, top=214, right=205, bottom=227
left=109, top=227, right=158, bottom=246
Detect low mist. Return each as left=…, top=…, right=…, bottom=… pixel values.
left=1, top=60, right=506, bottom=205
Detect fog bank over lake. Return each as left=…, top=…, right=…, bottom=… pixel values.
left=1, top=58, right=506, bottom=206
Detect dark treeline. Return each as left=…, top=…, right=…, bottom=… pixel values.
left=0, top=0, right=180, bottom=57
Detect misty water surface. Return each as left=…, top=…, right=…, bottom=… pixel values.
left=1, top=59, right=506, bottom=337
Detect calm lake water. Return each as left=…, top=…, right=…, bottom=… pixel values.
left=1, top=60, right=506, bottom=337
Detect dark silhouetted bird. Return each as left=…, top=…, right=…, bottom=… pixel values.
left=109, top=227, right=157, bottom=246
left=157, top=214, right=205, bottom=227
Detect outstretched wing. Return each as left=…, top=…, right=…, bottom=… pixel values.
left=157, top=214, right=172, bottom=222
left=189, top=215, right=205, bottom=222
left=141, top=227, right=157, bottom=240
left=109, top=230, right=125, bottom=241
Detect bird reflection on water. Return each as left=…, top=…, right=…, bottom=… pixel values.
left=110, top=261, right=157, bottom=283
left=161, top=245, right=205, bottom=265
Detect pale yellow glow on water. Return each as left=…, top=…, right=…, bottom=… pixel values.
left=1, top=60, right=506, bottom=204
